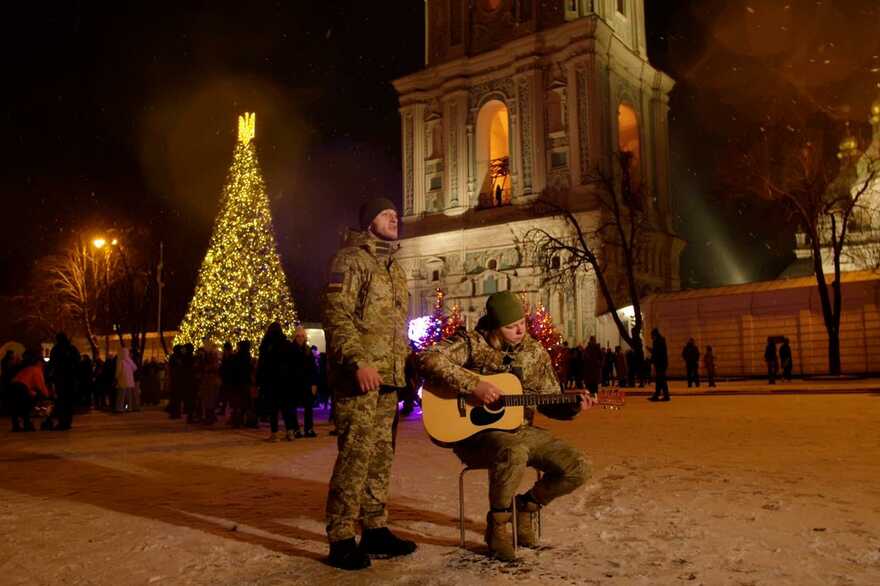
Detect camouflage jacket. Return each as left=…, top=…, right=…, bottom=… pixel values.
left=323, top=229, right=409, bottom=396
left=419, top=329, right=578, bottom=421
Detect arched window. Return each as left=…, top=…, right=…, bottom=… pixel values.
left=431, top=270, right=440, bottom=282
left=475, top=99, right=511, bottom=208
left=551, top=256, right=561, bottom=270
left=488, top=259, right=498, bottom=271
left=617, top=103, right=641, bottom=192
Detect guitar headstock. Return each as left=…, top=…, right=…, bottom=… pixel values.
left=595, top=387, right=626, bottom=410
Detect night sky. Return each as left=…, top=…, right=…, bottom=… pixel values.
left=2, top=1, right=879, bottom=328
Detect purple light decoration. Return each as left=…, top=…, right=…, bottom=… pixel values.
left=408, top=315, right=433, bottom=349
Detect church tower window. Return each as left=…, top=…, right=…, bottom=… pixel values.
left=617, top=0, right=627, bottom=15
left=476, top=99, right=511, bottom=209
left=618, top=103, right=641, bottom=194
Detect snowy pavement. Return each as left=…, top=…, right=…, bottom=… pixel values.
left=1, top=393, right=879, bottom=585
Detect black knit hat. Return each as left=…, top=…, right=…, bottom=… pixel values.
left=358, top=197, right=397, bottom=231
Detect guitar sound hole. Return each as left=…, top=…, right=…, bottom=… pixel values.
left=470, top=406, right=506, bottom=427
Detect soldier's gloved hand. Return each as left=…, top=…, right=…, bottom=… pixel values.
left=472, top=380, right=503, bottom=405
left=356, top=365, right=383, bottom=393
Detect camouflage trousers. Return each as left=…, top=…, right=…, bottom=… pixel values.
left=325, top=388, right=399, bottom=542
left=453, top=425, right=590, bottom=510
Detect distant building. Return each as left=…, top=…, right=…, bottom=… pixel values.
left=783, top=96, right=880, bottom=277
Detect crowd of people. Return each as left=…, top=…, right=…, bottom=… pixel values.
left=554, top=330, right=797, bottom=400
left=0, top=324, right=330, bottom=437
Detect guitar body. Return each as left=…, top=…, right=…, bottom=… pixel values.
left=421, top=373, right=524, bottom=444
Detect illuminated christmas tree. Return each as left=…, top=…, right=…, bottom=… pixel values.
left=175, top=113, right=298, bottom=351
left=525, top=301, right=566, bottom=379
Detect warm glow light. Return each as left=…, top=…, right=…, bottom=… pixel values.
left=175, top=112, right=298, bottom=353
left=92, top=238, right=106, bottom=249
left=111, top=238, right=118, bottom=246
left=238, top=112, right=256, bottom=144
left=489, top=106, right=509, bottom=161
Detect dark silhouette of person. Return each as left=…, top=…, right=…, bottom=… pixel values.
left=48, top=332, right=81, bottom=430
left=495, top=184, right=503, bottom=207
left=764, top=338, right=778, bottom=385
left=703, top=346, right=717, bottom=388
left=648, top=328, right=670, bottom=401
left=779, top=338, right=793, bottom=381
left=682, top=338, right=700, bottom=388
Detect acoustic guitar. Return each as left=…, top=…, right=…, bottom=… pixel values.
left=421, top=372, right=624, bottom=444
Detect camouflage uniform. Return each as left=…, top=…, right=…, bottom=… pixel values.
left=419, top=330, right=590, bottom=510
left=323, top=229, right=409, bottom=542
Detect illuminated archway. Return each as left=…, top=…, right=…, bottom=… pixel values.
left=617, top=103, right=640, bottom=185
left=475, top=99, right=511, bottom=208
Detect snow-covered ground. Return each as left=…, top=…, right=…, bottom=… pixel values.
left=1, top=394, right=879, bottom=585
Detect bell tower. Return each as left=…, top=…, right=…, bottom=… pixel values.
left=395, top=0, right=683, bottom=343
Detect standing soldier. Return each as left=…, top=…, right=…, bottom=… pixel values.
left=323, top=197, right=416, bottom=570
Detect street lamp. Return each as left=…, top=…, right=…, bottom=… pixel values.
left=91, top=235, right=118, bottom=357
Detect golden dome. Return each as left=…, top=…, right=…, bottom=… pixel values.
left=837, top=135, right=859, bottom=160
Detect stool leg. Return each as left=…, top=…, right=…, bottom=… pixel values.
left=511, top=494, right=517, bottom=551
left=536, top=470, right=543, bottom=539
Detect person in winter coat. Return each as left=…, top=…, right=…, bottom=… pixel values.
left=764, top=338, right=778, bottom=384
left=229, top=340, right=255, bottom=428
left=582, top=337, right=603, bottom=395
left=197, top=343, right=221, bottom=424
left=703, top=346, right=717, bottom=388
left=290, top=326, right=318, bottom=437
left=257, top=322, right=296, bottom=441
left=682, top=338, right=700, bottom=388
left=48, top=332, right=81, bottom=430
left=9, top=351, right=50, bottom=432
left=114, top=347, right=139, bottom=412
left=779, top=338, right=793, bottom=381
left=648, top=328, right=670, bottom=401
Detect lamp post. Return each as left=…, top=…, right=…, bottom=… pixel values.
left=92, top=236, right=117, bottom=358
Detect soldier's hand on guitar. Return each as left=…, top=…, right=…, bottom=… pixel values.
left=356, top=365, right=383, bottom=393
left=575, top=391, right=596, bottom=412
left=472, top=379, right=504, bottom=405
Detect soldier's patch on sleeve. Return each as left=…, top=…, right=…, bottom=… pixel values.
left=326, top=272, right=345, bottom=292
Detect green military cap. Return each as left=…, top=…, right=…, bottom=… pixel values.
left=485, top=291, right=524, bottom=329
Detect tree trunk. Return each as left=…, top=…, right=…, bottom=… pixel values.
left=827, top=328, right=841, bottom=375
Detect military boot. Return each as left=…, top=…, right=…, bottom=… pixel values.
left=359, top=527, right=417, bottom=558
left=327, top=537, right=370, bottom=571
left=485, top=511, right=515, bottom=561
left=515, top=495, right=540, bottom=548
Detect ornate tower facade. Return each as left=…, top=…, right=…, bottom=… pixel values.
left=394, top=0, right=683, bottom=344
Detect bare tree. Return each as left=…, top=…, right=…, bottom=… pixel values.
left=524, top=152, right=656, bottom=363
left=742, top=126, right=878, bottom=375
left=28, top=242, right=106, bottom=357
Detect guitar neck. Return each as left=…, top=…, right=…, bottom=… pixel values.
left=502, top=393, right=580, bottom=407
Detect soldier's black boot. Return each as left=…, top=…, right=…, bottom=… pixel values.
left=359, top=527, right=417, bottom=558
left=327, top=537, right=370, bottom=570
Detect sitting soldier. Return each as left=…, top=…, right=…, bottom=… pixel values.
left=418, top=291, right=594, bottom=561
